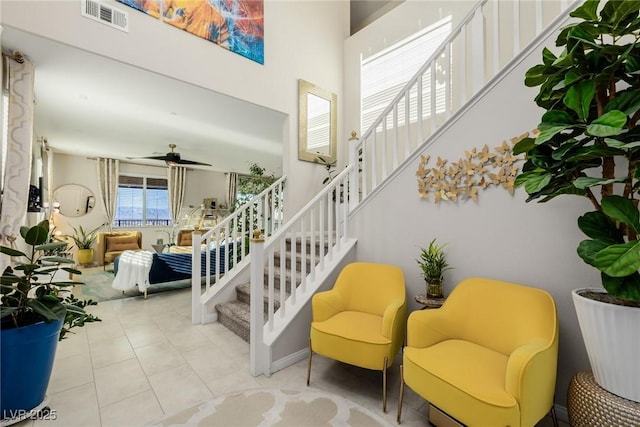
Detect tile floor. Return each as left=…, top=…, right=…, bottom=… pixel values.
left=13, top=287, right=566, bottom=427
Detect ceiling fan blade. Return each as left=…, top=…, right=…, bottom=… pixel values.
left=126, top=155, right=169, bottom=160
left=175, top=159, right=212, bottom=166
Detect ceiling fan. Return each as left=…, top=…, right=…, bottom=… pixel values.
left=130, top=144, right=212, bottom=166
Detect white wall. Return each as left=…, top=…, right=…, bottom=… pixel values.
left=345, top=10, right=592, bottom=409
left=0, top=0, right=349, bottom=218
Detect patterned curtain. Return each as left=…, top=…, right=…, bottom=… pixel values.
left=96, top=158, right=119, bottom=230
left=226, top=172, right=238, bottom=210
left=167, top=166, right=186, bottom=224
left=0, top=53, right=34, bottom=274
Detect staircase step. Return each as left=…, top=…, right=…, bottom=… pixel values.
left=285, top=237, right=331, bottom=255
left=236, top=282, right=283, bottom=311
left=272, top=250, right=314, bottom=271
left=216, top=237, right=332, bottom=342
left=215, top=300, right=250, bottom=343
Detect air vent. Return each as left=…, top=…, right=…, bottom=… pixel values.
left=81, top=0, right=129, bottom=32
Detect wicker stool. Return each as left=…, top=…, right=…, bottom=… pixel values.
left=567, top=370, right=640, bottom=426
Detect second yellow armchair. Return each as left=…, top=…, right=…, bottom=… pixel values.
left=398, top=277, right=559, bottom=427
left=307, top=262, right=406, bottom=412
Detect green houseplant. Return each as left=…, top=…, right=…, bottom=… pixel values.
left=1, top=220, right=100, bottom=420
left=514, top=0, right=640, bottom=401
left=67, top=224, right=102, bottom=265
left=417, top=239, right=451, bottom=299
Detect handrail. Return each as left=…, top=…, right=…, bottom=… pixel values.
left=191, top=175, right=286, bottom=323
left=350, top=0, right=577, bottom=208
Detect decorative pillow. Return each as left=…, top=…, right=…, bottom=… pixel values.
left=106, top=235, right=140, bottom=252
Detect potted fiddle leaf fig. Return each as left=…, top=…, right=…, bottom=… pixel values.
left=514, top=0, right=640, bottom=402
left=1, top=220, right=100, bottom=422
left=417, top=239, right=451, bottom=299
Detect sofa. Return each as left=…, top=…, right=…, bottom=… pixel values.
left=96, top=231, right=143, bottom=270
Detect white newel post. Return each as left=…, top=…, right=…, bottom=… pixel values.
left=250, top=229, right=266, bottom=376
left=191, top=230, right=202, bottom=324
left=348, top=131, right=360, bottom=212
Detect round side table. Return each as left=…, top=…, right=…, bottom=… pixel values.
left=415, top=294, right=445, bottom=309
left=568, top=370, right=640, bottom=426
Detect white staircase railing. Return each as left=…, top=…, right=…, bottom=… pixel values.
left=191, top=176, right=286, bottom=323
left=349, top=0, right=577, bottom=210
left=250, top=167, right=356, bottom=376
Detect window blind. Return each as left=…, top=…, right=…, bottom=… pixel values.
left=361, top=16, right=452, bottom=133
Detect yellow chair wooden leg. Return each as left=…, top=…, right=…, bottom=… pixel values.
left=306, top=337, right=312, bottom=386
left=550, top=405, right=559, bottom=427
left=397, top=364, right=404, bottom=424
left=383, top=356, right=388, bottom=413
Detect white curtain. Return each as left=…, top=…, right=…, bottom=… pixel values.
left=167, top=166, right=186, bottom=224
left=0, top=53, right=34, bottom=274
left=226, top=172, right=238, bottom=210
left=96, top=158, right=119, bottom=230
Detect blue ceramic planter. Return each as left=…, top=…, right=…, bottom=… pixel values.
left=0, top=318, right=63, bottom=420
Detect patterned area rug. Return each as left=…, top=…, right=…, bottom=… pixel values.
left=149, top=388, right=391, bottom=427
left=74, top=268, right=191, bottom=302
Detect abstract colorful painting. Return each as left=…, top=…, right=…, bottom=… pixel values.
left=117, top=0, right=264, bottom=64
left=117, top=0, right=161, bottom=18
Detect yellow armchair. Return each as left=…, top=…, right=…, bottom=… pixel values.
left=398, top=277, right=559, bottom=427
left=307, top=262, right=406, bottom=412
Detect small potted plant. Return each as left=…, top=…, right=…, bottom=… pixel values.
left=1, top=220, right=100, bottom=421
left=67, top=224, right=102, bottom=265
left=417, top=239, right=451, bottom=299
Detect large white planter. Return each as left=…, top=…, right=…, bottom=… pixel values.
left=572, top=289, right=640, bottom=402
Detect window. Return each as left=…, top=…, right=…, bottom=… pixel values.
left=114, top=175, right=171, bottom=227
left=361, top=16, right=452, bottom=133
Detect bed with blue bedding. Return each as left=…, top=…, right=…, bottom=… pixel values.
left=114, top=243, right=235, bottom=285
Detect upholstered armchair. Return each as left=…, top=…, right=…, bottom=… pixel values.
left=175, top=228, right=210, bottom=247
left=307, top=262, right=406, bottom=412
left=397, top=277, right=559, bottom=427
left=96, top=231, right=142, bottom=270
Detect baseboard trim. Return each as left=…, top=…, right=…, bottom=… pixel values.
left=269, top=348, right=309, bottom=375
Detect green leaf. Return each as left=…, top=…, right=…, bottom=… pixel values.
left=35, top=242, right=67, bottom=253
left=512, top=137, right=536, bottom=155
left=525, top=64, right=550, bottom=87
left=564, top=80, right=595, bottom=120
left=604, top=89, right=640, bottom=115
left=542, top=47, right=557, bottom=65
left=524, top=173, right=551, bottom=194
left=594, top=240, right=640, bottom=277
left=535, top=110, right=577, bottom=145
left=0, top=247, right=27, bottom=258
left=577, top=239, right=611, bottom=266
left=601, top=272, right=640, bottom=301
left=570, top=0, right=600, bottom=21
left=578, top=211, right=623, bottom=242
left=26, top=299, right=66, bottom=321
left=608, top=0, right=640, bottom=27
left=40, top=256, right=74, bottom=264
left=625, top=55, right=640, bottom=74
left=566, top=24, right=600, bottom=48
left=0, top=307, right=19, bottom=318
left=601, top=195, right=640, bottom=232
left=24, top=225, right=49, bottom=246
left=604, top=138, right=625, bottom=148
left=573, top=177, right=624, bottom=189
left=586, top=110, right=628, bottom=136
